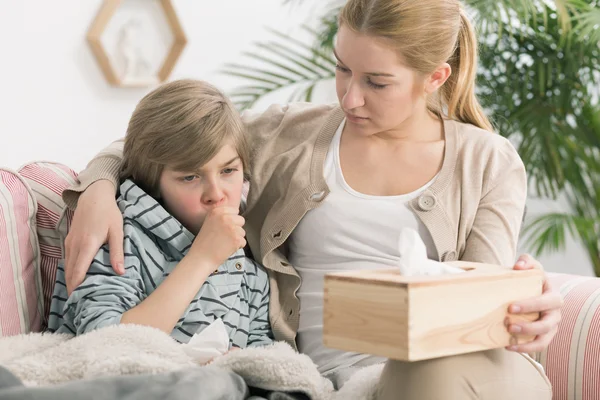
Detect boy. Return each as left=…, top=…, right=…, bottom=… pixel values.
left=48, top=80, right=273, bottom=349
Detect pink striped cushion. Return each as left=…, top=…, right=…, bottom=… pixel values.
left=18, top=162, right=77, bottom=328
left=0, top=169, right=44, bottom=336
left=536, top=273, right=600, bottom=400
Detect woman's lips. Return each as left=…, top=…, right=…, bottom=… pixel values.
left=345, top=113, right=369, bottom=123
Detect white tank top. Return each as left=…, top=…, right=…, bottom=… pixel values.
left=288, top=120, right=438, bottom=373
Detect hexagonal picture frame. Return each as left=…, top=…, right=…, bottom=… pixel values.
left=87, top=0, right=187, bottom=88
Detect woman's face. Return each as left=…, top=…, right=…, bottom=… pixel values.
left=334, top=25, right=428, bottom=136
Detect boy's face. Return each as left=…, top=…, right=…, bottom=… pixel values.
left=159, top=143, right=244, bottom=235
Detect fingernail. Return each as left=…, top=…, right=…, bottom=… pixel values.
left=509, top=325, right=522, bottom=333
left=510, top=305, right=521, bottom=313
left=507, top=345, right=518, bottom=351
left=516, top=260, right=526, bottom=267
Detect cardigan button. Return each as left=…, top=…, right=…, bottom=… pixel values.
left=418, top=194, right=437, bottom=211
left=444, top=250, right=458, bottom=261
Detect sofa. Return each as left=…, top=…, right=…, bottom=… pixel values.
left=1, top=161, right=599, bottom=400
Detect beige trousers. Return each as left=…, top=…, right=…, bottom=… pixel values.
left=377, top=349, right=552, bottom=400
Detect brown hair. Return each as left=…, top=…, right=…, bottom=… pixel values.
left=121, top=79, right=249, bottom=197
left=339, top=0, right=493, bottom=131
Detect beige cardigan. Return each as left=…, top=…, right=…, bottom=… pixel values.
left=64, top=103, right=527, bottom=349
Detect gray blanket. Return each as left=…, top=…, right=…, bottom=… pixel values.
left=0, top=365, right=248, bottom=400
left=0, top=366, right=319, bottom=400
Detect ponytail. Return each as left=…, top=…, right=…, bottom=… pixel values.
left=442, top=9, right=493, bottom=132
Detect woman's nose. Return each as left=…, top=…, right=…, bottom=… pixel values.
left=342, top=80, right=365, bottom=110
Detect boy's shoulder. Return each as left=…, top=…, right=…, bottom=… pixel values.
left=117, top=179, right=193, bottom=247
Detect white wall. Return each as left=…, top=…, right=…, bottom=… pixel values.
left=0, top=0, right=594, bottom=276
left=0, top=0, right=326, bottom=171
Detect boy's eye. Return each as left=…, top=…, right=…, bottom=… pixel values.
left=222, top=168, right=238, bottom=175
left=181, top=175, right=197, bottom=182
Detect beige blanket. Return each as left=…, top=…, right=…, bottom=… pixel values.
left=0, top=325, right=383, bottom=400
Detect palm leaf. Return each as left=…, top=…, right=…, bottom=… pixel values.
left=571, top=5, right=600, bottom=43
left=522, top=212, right=597, bottom=253
left=309, top=1, right=344, bottom=51
left=266, top=28, right=337, bottom=68
left=465, top=0, right=547, bottom=38
left=221, top=28, right=335, bottom=110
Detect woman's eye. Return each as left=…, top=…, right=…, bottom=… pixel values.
left=366, top=79, right=387, bottom=90
left=181, top=175, right=197, bottom=182
left=335, top=64, right=350, bottom=73
left=222, top=168, right=238, bottom=175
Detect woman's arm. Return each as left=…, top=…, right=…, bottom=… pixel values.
left=460, top=143, right=562, bottom=353
left=62, top=139, right=124, bottom=210
left=62, top=138, right=125, bottom=293
left=64, top=179, right=125, bottom=293
left=460, top=144, right=527, bottom=267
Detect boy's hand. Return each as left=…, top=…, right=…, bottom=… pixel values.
left=189, top=207, right=246, bottom=270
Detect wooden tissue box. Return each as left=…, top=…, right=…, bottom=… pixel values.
left=323, top=261, right=544, bottom=361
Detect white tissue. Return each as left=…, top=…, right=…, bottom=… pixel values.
left=397, top=228, right=465, bottom=276
left=183, top=318, right=230, bottom=364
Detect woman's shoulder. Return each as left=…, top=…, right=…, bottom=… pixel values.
left=450, top=119, right=523, bottom=165
left=447, top=119, right=526, bottom=192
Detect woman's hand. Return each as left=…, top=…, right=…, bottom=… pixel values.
left=505, top=254, right=563, bottom=353
left=64, top=180, right=125, bottom=294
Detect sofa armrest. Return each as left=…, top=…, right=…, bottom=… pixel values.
left=536, top=273, right=600, bottom=400
left=0, top=169, right=44, bottom=336
left=18, top=162, right=78, bottom=329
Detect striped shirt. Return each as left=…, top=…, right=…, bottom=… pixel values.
left=48, top=179, right=273, bottom=348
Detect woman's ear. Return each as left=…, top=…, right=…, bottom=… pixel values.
left=425, top=63, right=452, bottom=94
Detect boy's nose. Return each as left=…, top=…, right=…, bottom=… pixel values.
left=202, top=184, right=225, bottom=206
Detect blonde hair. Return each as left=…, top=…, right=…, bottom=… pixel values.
left=339, top=0, right=493, bottom=131
left=121, top=79, right=249, bottom=197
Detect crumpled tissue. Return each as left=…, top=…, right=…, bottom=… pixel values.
left=398, top=228, right=465, bottom=276
left=183, top=318, right=230, bottom=364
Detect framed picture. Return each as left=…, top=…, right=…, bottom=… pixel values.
left=87, top=0, right=187, bottom=87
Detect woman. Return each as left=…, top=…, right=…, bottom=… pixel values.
left=62, top=0, right=561, bottom=398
